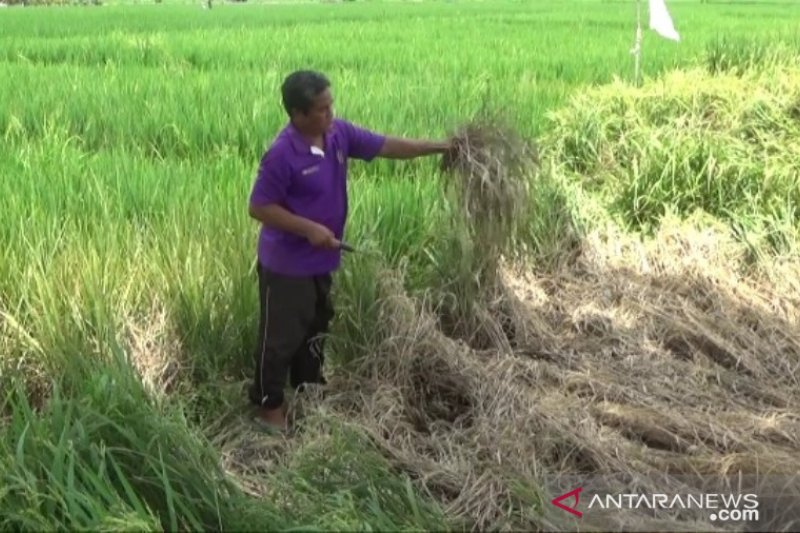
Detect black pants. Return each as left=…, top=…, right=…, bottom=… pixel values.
left=249, top=263, right=333, bottom=409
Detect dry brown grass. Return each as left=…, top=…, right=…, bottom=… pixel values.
left=215, top=214, right=800, bottom=531
left=441, top=116, right=539, bottom=267
left=121, top=300, right=184, bottom=398
left=441, top=116, right=537, bottom=226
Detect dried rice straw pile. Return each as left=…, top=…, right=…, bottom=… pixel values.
left=441, top=115, right=539, bottom=253
left=212, top=216, right=800, bottom=532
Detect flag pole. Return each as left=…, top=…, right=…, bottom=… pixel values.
left=632, top=0, right=643, bottom=87
left=632, top=0, right=680, bottom=86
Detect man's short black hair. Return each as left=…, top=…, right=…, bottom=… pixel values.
left=281, top=70, right=330, bottom=116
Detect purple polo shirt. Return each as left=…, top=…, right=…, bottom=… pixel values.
left=249, top=118, right=386, bottom=276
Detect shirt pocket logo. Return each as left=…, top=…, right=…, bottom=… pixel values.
left=301, top=165, right=320, bottom=176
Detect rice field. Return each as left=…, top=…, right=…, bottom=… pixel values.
left=2, top=0, right=800, bottom=530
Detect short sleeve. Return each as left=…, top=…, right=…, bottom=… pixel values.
left=249, top=149, right=291, bottom=207
left=340, top=119, right=386, bottom=162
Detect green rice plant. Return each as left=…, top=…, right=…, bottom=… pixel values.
left=275, top=418, right=455, bottom=531
left=705, top=35, right=800, bottom=75
left=0, top=362, right=284, bottom=530
left=545, top=64, right=800, bottom=254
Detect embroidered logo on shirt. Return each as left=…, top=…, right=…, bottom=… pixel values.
left=301, top=165, right=320, bottom=176
left=310, top=146, right=325, bottom=157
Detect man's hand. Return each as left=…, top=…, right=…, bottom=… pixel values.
left=303, top=222, right=340, bottom=249
left=249, top=204, right=340, bottom=249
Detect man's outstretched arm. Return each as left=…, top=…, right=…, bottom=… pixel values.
left=377, top=136, right=451, bottom=160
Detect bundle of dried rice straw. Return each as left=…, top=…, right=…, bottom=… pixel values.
left=440, top=115, right=539, bottom=245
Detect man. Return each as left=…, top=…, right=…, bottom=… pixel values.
left=247, top=70, right=451, bottom=433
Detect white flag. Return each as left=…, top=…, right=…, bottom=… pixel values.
left=649, top=0, right=680, bottom=41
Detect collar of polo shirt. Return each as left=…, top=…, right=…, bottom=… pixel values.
left=288, top=122, right=327, bottom=157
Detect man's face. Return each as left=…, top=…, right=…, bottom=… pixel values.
left=295, top=88, right=334, bottom=135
